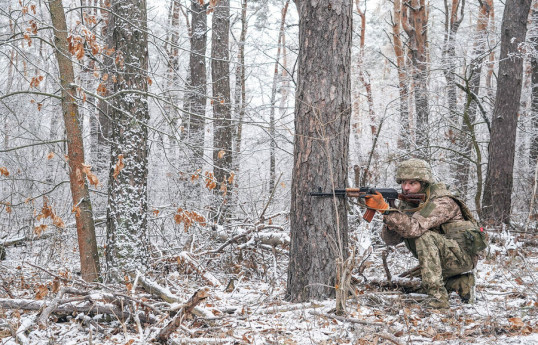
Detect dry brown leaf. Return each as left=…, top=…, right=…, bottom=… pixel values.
left=217, top=150, right=226, bottom=159
left=227, top=172, right=235, bottom=185
left=113, top=154, right=124, bottom=180
left=0, top=167, right=9, bottom=176
left=72, top=205, right=81, bottom=218
left=81, top=163, right=99, bottom=187
left=515, top=277, right=524, bottom=285
left=46, top=152, right=55, bottom=160
left=35, top=285, right=48, bottom=300
left=508, top=317, right=525, bottom=328
left=52, top=215, right=65, bottom=229
left=52, top=277, right=61, bottom=293
left=34, top=224, right=47, bottom=236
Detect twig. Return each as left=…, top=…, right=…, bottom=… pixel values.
left=382, top=247, right=393, bottom=283
left=376, top=332, right=404, bottom=345
left=309, top=310, right=387, bottom=327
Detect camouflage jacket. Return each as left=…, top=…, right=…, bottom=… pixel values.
left=381, top=183, right=465, bottom=246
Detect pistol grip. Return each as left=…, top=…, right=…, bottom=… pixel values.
left=363, top=208, right=376, bottom=223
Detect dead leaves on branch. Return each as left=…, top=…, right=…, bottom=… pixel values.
left=0, top=167, right=9, bottom=176
left=35, top=197, right=65, bottom=234
left=113, top=154, right=124, bottom=180
left=174, top=208, right=207, bottom=232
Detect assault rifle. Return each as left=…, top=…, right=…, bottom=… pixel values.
left=310, top=187, right=426, bottom=222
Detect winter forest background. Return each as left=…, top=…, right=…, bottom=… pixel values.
left=1, top=0, right=537, bottom=344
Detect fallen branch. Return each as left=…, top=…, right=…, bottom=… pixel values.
left=309, top=310, right=386, bottom=327
left=156, top=287, right=210, bottom=342
left=255, top=300, right=330, bottom=315
left=0, top=298, right=157, bottom=324
left=177, top=252, right=221, bottom=287
left=170, top=338, right=239, bottom=344
left=137, top=274, right=212, bottom=318
left=399, top=265, right=421, bottom=278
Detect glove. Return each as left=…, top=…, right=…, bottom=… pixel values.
left=364, top=191, right=389, bottom=214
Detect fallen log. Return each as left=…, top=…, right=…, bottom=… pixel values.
left=156, top=287, right=210, bottom=342
left=0, top=298, right=157, bottom=324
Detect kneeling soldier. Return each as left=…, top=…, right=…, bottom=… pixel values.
left=365, top=158, right=486, bottom=309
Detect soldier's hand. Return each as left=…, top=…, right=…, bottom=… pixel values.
left=364, top=191, right=389, bottom=213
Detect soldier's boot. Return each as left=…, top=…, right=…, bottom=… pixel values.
left=425, top=287, right=450, bottom=309
left=445, top=273, right=475, bottom=304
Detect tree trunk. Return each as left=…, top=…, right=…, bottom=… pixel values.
left=392, top=0, right=410, bottom=151
left=402, top=0, right=430, bottom=155
left=442, top=0, right=464, bottom=119
left=211, top=0, right=232, bottom=222
left=452, top=0, right=492, bottom=197
left=186, top=0, right=207, bottom=164
left=269, top=0, right=290, bottom=192
left=529, top=5, right=538, bottom=167
left=49, top=0, right=100, bottom=281
left=165, top=0, right=182, bottom=161
left=233, top=0, right=247, bottom=175
left=287, top=0, right=352, bottom=302
left=482, top=0, right=532, bottom=225
left=105, top=0, right=150, bottom=278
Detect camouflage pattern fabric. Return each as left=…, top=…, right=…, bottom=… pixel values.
left=395, top=158, right=434, bottom=184
left=414, top=231, right=474, bottom=302
left=382, top=196, right=465, bottom=240
left=381, top=184, right=476, bottom=305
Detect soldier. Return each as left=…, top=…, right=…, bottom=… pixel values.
left=364, top=158, right=486, bottom=309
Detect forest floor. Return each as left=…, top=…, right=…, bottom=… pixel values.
left=0, top=222, right=537, bottom=345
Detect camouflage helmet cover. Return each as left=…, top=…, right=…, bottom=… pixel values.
left=396, top=158, right=434, bottom=184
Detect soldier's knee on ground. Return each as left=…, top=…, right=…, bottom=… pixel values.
left=445, top=272, right=475, bottom=303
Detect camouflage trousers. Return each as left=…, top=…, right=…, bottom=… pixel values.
left=414, top=231, right=475, bottom=302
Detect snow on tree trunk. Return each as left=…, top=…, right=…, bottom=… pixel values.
left=287, top=0, right=352, bottom=302
left=211, top=0, right=232, bottom=223
left=482, top=0, right=532, bottom=225
left=105, top=0, right=150, bottom=278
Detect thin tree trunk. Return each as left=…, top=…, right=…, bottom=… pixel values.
left=287, top=0, right=352, bottom=302
left=482, top=0, right=532, bottom=225
left=453, top=0, right=492, bottom=197
left=165, top=0, right=182, bottom=161
left=392, top=0, right=410, bottom=150
left=268, top=0, right=290, bottom=192
left=442, top=0, right=464, bottom=119
left=49, top=0, right=100, bottom=282
left=529, top=4, right=538, bottom=167
left=233, top=0, right=247, bottom=174
left=105, top=0, right=150, bottom=278
left=402, top=0, right=430, bottom=155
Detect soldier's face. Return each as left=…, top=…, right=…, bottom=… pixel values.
left=401, top=180, right=421, bottom=194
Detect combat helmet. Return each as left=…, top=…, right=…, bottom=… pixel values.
left=396, top=158, right=434, bottom=184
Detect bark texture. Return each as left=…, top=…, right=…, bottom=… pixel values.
left=49, top=0, right=100, bottom=282
left=482, top=0, right=532, bottom=225
left=211, top=0, right=232, bottom=181
left=452, top=0, right=492, bottom=197
left=105, top=0, right=150, bottom=277
left=186, top=0, right=207, bottom=163
left=402, top=0, right=430, bottom=154
left=287, top=0, right=352, bottom=302
left=392, top=0, right=410, bottom=150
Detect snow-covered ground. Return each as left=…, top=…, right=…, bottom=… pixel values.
left=0, top=224, right=537, bottom=344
